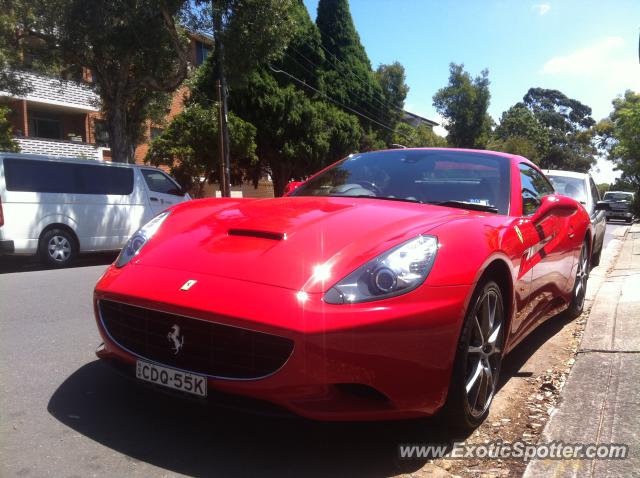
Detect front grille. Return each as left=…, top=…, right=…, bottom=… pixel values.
left=99, top=300, right=294, bottom=379
left=611, top=204, right=629, bottom=211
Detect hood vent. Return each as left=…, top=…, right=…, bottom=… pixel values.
left=228, top=228, right=287, bottom=241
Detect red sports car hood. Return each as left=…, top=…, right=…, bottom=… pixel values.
left=137, top=196, right=465, bottom=292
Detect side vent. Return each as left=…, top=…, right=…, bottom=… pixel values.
left=228, top=228, right=286, bottom=241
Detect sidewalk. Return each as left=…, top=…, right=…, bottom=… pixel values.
left=523, top=224, right=640, bottom=478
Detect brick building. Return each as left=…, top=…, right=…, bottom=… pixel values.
left=0, top=33, right=211, bottom=164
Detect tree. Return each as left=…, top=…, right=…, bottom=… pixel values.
left=487, top=136, right=540, bottom=162
left=490, top=104, right=549, bottom=162
left=26, top=0, right=191, bottom=163
left=596, top=183, right=610, bottom=197
left=522, top=87, right=596, bottom=171
left=598, top=91, right=640, bottom=188
left=433, top=63, right=492, bottom=149
left=316, top=0, right=389, bottom=143
left=184, top=0, right=296, bottom=194
left=146, top=104, right=256, bottom=196
left=230, top=69, right=360, bottom=195
left=392, top=122, right=447, bottom=148
left=0, top=106, right=19, bottom=151
left=375, top=61, right=409, bottom=134
left=596, top=90, right=640, bottom=214
left=0, top=1, right=67, bottom=95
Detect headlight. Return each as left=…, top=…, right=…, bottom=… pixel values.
left=324, top=235, right=438, bottom=304
left=115, top=211, right=170, bottom=268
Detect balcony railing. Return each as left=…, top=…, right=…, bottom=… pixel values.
left=0, top=70, right=99, bottom=111
left=16, top=137, right=106, bottom=160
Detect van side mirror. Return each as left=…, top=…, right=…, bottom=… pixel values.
left=595, top=200, right=611, bottom=211
left=284, top=181, right=303, bottom=196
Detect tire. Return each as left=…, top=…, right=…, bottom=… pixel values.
left=626, top=218, right=633, bottom=224
left=38, top=228, right=77, bottom=268
left=440, top=279, right=505, bottom=430
left=567, top=240, right=590, bottom=319
left=591, top=242, right=602, bottom=268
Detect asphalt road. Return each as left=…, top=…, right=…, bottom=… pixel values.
left=0, top=223, right=629, bottom=477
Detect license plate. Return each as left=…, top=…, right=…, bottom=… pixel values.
left=136, top=360, right=207, bottom=397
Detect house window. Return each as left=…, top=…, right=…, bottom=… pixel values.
left=94, top=120, right=109, bottom=146
left=195, top=40, right=211, bottom=66
left=29, top=116, right=63, bottom=140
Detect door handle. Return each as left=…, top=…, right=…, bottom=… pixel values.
left=568, top=226, right=575, bottom=239
left=149, top=197, right=159, bottom=202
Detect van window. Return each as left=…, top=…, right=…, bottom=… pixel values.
left=3, top=158, right=134, bottom=195
left=141, top=169, right=183, bottom=196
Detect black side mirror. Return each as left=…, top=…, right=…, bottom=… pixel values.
left=595, top=200, right=611, bottom=211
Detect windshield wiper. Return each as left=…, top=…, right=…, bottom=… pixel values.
left=328, top=195, right=423, bottom=204
left=427, top=200, right=498, bottom=214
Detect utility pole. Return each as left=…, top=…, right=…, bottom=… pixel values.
left=216, top=79, right=228, bottom=197
left=212, top=0, right=231, bottom=197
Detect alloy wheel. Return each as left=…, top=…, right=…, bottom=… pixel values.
left=48, top=235, right=72, bottom=263
left=465, top=288, right=504, bottom=418
left=574, top=243, right=589, bottom=310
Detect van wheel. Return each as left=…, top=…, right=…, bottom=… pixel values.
left=39, top=228, right=77, bottom=267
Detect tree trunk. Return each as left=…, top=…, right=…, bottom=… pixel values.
left=106, top=104, right=130, bottom=163
left=271, top=162, right=291, bottom=197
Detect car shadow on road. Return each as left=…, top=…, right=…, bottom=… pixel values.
left=0, top=252, right=117, bottom=274
left=48, top=361, right=470, bottom=477
left=47, top=311, right=578, bottom=477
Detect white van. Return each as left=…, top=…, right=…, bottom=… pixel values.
left=0, top=152, right=190, bottom=267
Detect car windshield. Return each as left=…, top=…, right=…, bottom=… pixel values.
left=547, top=175, right=587, bottom=203
left=291, top=149, right=511, bottom=214
left=603, top=192, right=634, bottom=201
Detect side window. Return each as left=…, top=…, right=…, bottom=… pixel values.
left=141, top=169, right=183, bottom=196
left=589, top=178, right=600, bottom=202
left=520, top=164, right=553, bottom=215
left=3, top=158, right=132, bottom=195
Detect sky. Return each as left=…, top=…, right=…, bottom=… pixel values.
left=302, top=0, right=640, bottom=183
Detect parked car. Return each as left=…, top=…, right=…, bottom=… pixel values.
left=93, top=148, right=599, bottom=430
left=602, top=190, right=635, bottom=223
left=543, top=170, right=607, bottom=267
left=0, top=152, right=190, bottom=267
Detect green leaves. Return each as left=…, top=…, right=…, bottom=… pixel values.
left=230, top=68, right=360, bottom=195
left=0, top=106, right=19, bottom=152
left=520, top=88, right=596, bottom=172
left=146, top=104, right=256, bottom=196
left=392, top=123, right=446, bottom=148
left=600, top=90, right=640, bottom=193
left=490, top=105, right=549, bottom=163
left=433, top=63, right=492, bottom=149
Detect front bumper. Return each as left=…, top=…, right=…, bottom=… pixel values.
left=94, top=264, right=471, bottom=421
left=606, top=210, right=633, bottom=219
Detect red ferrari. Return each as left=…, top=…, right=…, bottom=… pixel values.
left=94, top=148, right=598, bottom=429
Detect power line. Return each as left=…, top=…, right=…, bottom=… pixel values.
left=268, top=63, right=409, bottom=140
left=281, top=49, right=389, bottom=123
left=310, top=40, right=408, bottom=117
left=285, top=43, right=406, bottom=126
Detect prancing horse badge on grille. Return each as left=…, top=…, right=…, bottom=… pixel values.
left=180, top=279, right=197, bottom=291
left=167, top=324, right=184, bottom=355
